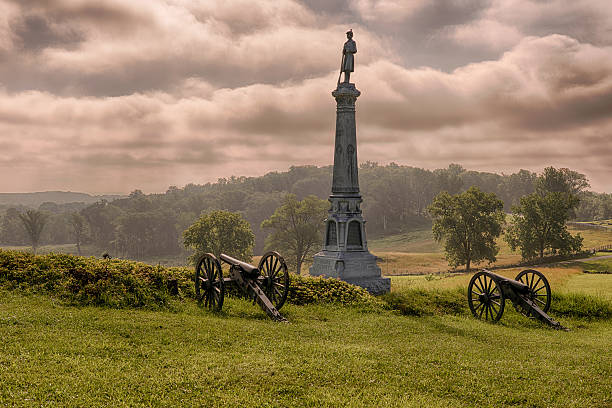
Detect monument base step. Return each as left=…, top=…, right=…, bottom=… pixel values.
left=343, top=277, right=391, bottom=295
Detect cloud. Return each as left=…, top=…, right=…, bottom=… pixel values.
left=448, top=0, right=612, bottom=52
left=0, top=0, right=387, bottom=96
left=0, top=0, right=611, bottom=193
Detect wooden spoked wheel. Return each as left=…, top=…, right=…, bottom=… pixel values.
left=515, top=269, right=551, bottom=315
left=468, top=272, right=505, bottom=322
left=258, top=251, right=289, bottom=310
left=195, top=253, right=225, bottom=311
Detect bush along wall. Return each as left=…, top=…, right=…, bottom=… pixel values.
left=0, top=250, right=379, bottom=309
left=0, top=250, right=194, bottom=308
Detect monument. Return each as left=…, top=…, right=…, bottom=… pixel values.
left=309, top=30, right=390, bottom=294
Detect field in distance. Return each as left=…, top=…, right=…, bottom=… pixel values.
left=2, top=224, right=611, bottom=274
left=368, top=225, right=612, bottom=276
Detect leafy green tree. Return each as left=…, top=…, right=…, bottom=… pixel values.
left=114, top=210, right=180, bottom=259
left=0, top=208, right=27, bottom=245
left=428, top=186, right=505, bottom=271
left=505, top=192, right=583, bottom=260
left=69, top=213, right=87, bottom=256
left=81, top=200, right=124, bottom=247
left=183, top=210, right=254, bottom=264
left=261, top=194, right=328, bottom=275
left=537, top=167, right=590, bottom=195
left=18, top=209, right=49, bottom=254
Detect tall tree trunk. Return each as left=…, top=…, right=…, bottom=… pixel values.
left=466, top=257, right=471, bottom=272
left=296, top=259, right=302, bottom=275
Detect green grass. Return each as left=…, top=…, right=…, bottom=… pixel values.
left=368, top=228, right=440, bottom=253
left=1, top=291, right=611, bottom=407
left=2, top=248, right=612, bottom=407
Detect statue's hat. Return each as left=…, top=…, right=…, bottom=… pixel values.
left=346, top=29, right=353, bottom=34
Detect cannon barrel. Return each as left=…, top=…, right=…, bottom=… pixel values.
left=482, top=270, right=530, bottom=294
left=219, top=253, right=260, bottom=277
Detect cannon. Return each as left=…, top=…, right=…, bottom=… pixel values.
left=194, top=251, right=290, bottom=322
left=467, top=269, right=566, bottom=329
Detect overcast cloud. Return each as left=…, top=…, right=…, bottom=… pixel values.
left=1, top=0, right=611, bottom=193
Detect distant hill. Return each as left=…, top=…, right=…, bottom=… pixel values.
left=0, top=191, right=125, bottom=208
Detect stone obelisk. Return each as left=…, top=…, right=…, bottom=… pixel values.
left=309, top=30, right=390, bottom=294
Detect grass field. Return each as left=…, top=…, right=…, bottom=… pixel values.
left=1, top=281, right=610, bottom=406
left=1, top=251, right=612, bottom=406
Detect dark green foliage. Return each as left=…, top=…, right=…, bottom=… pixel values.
left=69, top=212, right=86, bottom=255
left=506, top=192, right=583, bottom=260
left=0, top=207, right=27, bottom=245
left=114, top=209, right=180, bottom=258
left=3, top=164, right=608, bottom=260
left=261, top=194, right=328, bottom=274
left=537, top=167, right=590, bottom=196
left=18, top=209, right=49, bottom=254
left=381, top=288, right=467, bottom=316
left=287, top=273, right=378, bottom=306
left=550, top=293, right=612, bottom=319
left=0, top=249, right=379, bottom=309
left=0, top=250, right=194, bottom=308
left=575, top=191, right=612, bottom=221
left=429, top=186, right=505, bottom=271
left=183, top=210, right=255, bottom=264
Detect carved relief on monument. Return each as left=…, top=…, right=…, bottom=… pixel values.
left=347, top=144, right=356, bottom=186
left=326, top=220, right=338, bottom=247
left=346, top=220, right=362, bottom=248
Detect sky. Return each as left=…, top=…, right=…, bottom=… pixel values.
left=1, top=0, right=611, bottom=194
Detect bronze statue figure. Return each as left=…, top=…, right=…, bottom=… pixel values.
left=338, top=29, right=357, bottom=85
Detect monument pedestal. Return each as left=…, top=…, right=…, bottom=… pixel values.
left=309, top=82, right=390, bottom=294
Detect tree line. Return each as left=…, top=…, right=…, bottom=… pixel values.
left=429, top=167, right=588, bottom=271
left=1, top=164, right=609, bottom=261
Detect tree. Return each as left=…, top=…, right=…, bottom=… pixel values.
left=261, top=194, right=328, bottom=275
left=505, top=192, right=583, bottom=260
left=18, top=210, right=48, bottom=254
left=0, top=208, right=27, bottom=245
left=183, top=210, right=254, bottom=264
left=537, top=167, right=590, bottom=195
left=69, top=213, right=87, bottom=256
left=428, top=186, right=505, bottom=271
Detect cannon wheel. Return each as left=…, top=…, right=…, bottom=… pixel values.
left=468, top=272, right=505, bottom=322
left=195, top=253, right=225, bottom=311
left=515, top=269, right=551, bottom=314
left=258, top=251, right=289, bottom=310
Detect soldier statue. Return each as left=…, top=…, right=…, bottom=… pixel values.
left=338, top=29, right=357, bottom=85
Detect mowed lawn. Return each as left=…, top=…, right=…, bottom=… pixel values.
left=2, top=263, right=612, bottom=408
left=369, top=226, right=612, bottom=276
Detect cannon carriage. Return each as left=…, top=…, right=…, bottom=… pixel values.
left=468, top=269, right=565, bottom=329
left=195, top=251, right=290, bottom=322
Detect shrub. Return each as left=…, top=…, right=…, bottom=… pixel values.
left=381, top=288, right=467, bottom=316
left=0, top=250, right=380, bottom=309
left=288, top=274, right=380, bottom=306
left=0, top=250, right=193, bottom=308
left=550, top=293, right=612, bottom=319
